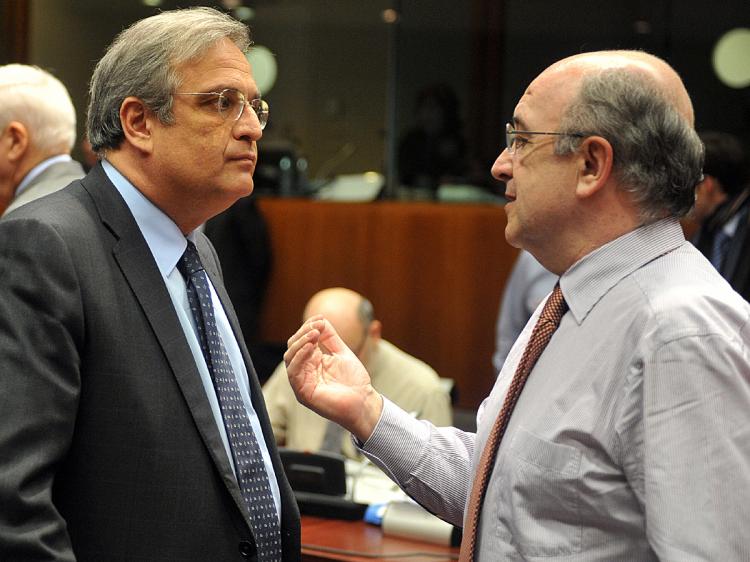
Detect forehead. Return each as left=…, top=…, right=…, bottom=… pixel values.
left=513, top=67, right=581, bottom=130
left=175, top=37, right=256, bottom=93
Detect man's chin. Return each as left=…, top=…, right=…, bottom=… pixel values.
left=231, top=177, right=255, bottom=197
left=504, top=224, right=523, bottom=249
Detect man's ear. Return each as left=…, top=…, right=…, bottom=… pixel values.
left=368, top=320, right=382, bottom=343
left=2, top=122, right=30, bottom=163
left=119, top=96, right=155, bottom=154
left=701, top=175, right=722, bottom=197
left=575, top=136, right=613, bottom=199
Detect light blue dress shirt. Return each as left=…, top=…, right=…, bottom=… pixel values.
left=101, top=159, right=281, bottom=520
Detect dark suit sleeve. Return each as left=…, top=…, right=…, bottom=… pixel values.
left=0, top=217, right=83, bottom=561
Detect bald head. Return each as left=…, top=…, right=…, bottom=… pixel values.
left=529, top=50, right=702, bottom=223
left=544, top=50, right=694, bottom=124
left=303, top=288, right=377, bottom=355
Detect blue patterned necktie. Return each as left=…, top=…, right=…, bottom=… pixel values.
left=177, top=240, right=281, bottom=561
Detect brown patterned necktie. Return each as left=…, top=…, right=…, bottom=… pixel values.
left=459, top=283, right=567, bottom=561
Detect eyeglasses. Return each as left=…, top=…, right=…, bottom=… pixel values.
left=172, top=88, right=269, bottom=129
left=505, top=122, right=584, bottom=154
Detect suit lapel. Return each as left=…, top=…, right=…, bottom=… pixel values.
left=80, top=165, right=252, bottom=530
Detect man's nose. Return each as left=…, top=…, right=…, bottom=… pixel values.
left=491, top=148, right=512, bottom=183
left=234, top=105, right=263, bottom=141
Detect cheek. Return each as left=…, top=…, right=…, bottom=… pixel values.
left=190, top=136, right=229, bottom=168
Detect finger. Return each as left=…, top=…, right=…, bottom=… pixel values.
left=287, top=317, right=324, bottom=349
left=284, top=326, right=320, bottom=367
left=316, top=318, right=352, bottom=355
left=284, top=338, right=318, bottom=377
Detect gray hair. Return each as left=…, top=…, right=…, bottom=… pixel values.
left=555, top=68, right=704, bottom=223
left=0, top=64, right=76, bottom=154
left=87, top=7, right=250, bottom=153
left=357, top=297, right=375, bottom=327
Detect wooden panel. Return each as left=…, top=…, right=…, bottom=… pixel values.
left=256, top=198, right=518, bottom=409
left=1, top=0, right=29, bottom=63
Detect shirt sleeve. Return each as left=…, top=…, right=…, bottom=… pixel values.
left=620, top=330, right=750, bottom=560
left=359, top=397, right=475, bottom=526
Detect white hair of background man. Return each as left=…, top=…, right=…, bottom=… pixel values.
left=0, top=64, right=76, bottom=154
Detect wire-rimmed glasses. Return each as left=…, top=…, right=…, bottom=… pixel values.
left=505, top=122, right=584, bottom=154
left=173, top=88, right=269, bottom=129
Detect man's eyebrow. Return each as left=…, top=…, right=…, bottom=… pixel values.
left=511, top=116, right=528, bottom=130
left=232, top=84, right=261, bottom=99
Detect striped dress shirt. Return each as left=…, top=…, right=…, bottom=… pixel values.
left=361, top=218, right=750, bottom=561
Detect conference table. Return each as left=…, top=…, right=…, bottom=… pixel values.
left=301, top=515, right=459, bottom=562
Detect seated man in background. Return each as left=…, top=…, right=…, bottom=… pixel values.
left=0, top=64, right=85, bottom=216
left=263, top=287, right=452, bottom=458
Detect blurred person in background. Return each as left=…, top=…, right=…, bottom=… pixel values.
left=398, top=83, right=469, bottom=195
left=492, top=250, right=556, bottom=373
left=691, top=130, right=750, bottom=301
left=0, top=64, right=84, bottom=216
left=263, top=287, right=452, bottom=458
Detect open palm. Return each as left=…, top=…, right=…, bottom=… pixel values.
left=284, top=317, right=381, bottom=438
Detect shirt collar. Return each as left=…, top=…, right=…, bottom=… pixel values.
left=15, top=154, right=72, bottom=198
left=559, top=218, right=686, bottom=324
left=101, top=159, right=191, bottom=277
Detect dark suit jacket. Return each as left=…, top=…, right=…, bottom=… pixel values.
left=0, top=164, right=300, bottom=561
left=693, top=190, right=750, bottom=303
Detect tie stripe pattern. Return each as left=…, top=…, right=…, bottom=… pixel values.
left=177, top=241, right=282, bottom=561
left=459, top=283, right=568, bottom=561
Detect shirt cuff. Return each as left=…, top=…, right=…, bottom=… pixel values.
left=354, top=397, right=432, bottom=483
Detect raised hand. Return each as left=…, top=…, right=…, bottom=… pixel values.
left=284, top=315, right=383, bottom=442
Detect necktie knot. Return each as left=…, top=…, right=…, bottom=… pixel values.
left=177, top=240, right=204, bottom=280
left=540, top=283, right=568, bottom=326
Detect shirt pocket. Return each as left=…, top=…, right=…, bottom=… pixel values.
left=503, top=427, right=583, bottom=558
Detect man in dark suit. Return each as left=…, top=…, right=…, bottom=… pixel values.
left=0, top=7, right=300, bottom=562
left=0, top=63, right=85, bottom=216
left=691, top=131, right=750, bottom=302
